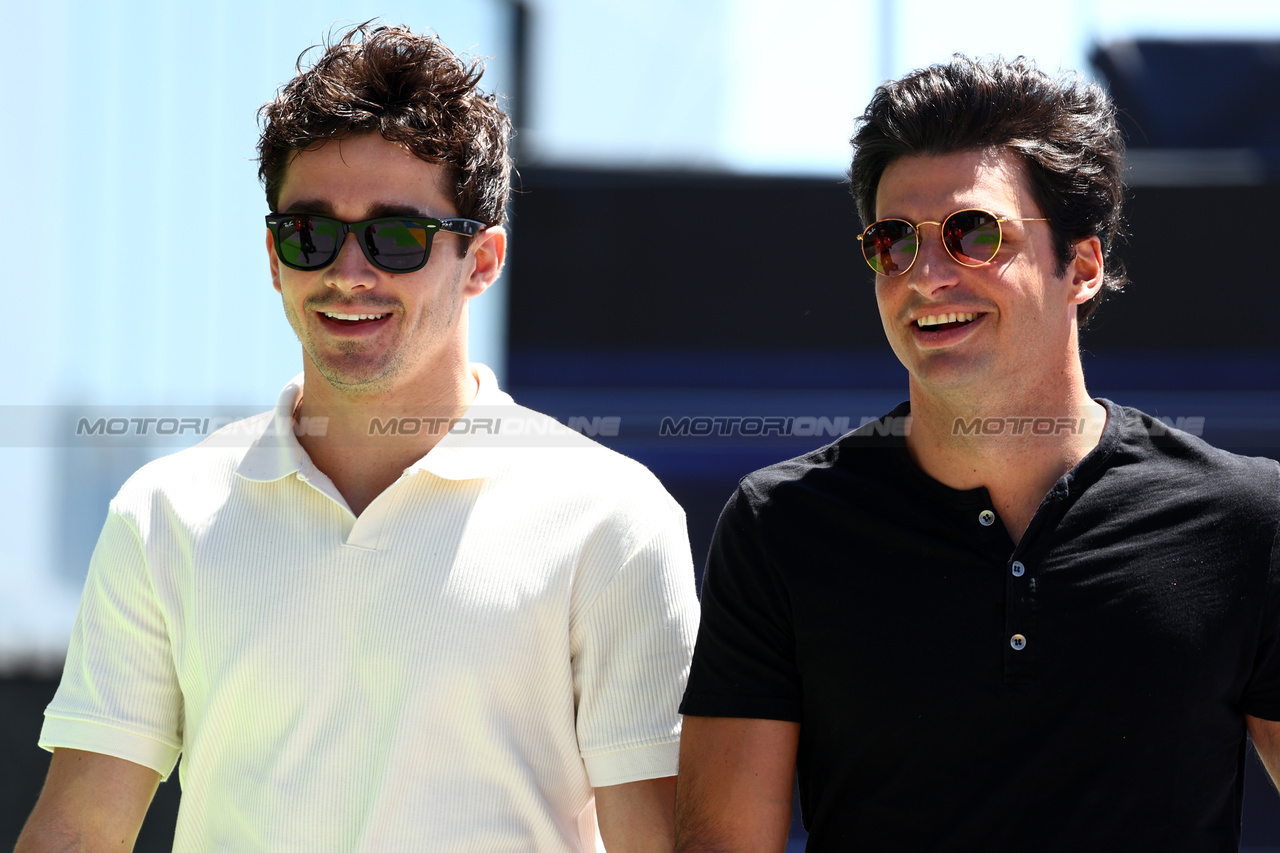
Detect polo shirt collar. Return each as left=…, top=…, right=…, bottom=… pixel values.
left=235, top=365, right=517, bottom=484
left=235, top=374, right=307, bottom=482
left=886, top=397, right=1125, bottom=509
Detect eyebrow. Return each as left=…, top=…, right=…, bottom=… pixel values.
left=280, top=199, right=440, bottom=220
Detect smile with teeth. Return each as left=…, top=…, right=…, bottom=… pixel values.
left=916, top=312, right=978, bottom=329
left=323, top=312, right=389, bottom=321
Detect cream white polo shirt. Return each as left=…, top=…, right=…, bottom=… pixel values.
left=41, top=365, right=699, bottom=852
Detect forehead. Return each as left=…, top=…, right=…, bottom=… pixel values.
left=874, top=148, right=1035, bottom=220
left=275, top=133, right=453, bottom=217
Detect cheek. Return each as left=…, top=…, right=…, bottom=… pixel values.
left=277, top=269, right=321, bottom=299
left=874, top=280, right=900, bottom=326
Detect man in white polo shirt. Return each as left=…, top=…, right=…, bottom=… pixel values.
left=16, top=24, right=698, bottom=853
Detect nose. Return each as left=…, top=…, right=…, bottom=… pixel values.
left=324, top=232, right=378, bottom=292
left=904, top=222, right=960, bottom=299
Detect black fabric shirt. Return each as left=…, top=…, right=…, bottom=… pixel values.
left=680, top=400, right=1280, bottom=851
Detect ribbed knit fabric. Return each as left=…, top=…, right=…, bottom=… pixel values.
left=41, top=365, right=699, bottom=852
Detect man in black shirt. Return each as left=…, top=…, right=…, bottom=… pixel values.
left=675, top=55, right=1280, bottom=852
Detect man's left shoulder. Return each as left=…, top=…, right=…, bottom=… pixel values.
left=494, top=403, right=683, bottom=515
left=1111, top=401, right=1280, bottom=505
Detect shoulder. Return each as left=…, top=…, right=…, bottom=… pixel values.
left=468, top=369, right=682, bottom=519
left=478, top=403, right=687, bottom=542
left=1104, top=401, right=1280, bottom=512
left=506, top=403, right=675, bottom=490
left=733, top=402, right=912, bottom=517
left=475, top=406, right=694, bottom=600
left=108, top=410, right=275, bottom=526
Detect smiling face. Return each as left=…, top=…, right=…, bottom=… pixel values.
left=872, top=148, right=1099, bottom=406
left=268, top=133, right=503, bottom=402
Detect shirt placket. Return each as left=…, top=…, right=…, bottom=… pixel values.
left=969, top=500, right=1041, bottom=681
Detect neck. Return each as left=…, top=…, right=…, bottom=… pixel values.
left=904, top=357, right=1106, bottom=545
left=293, top=354, right=479, bottom=516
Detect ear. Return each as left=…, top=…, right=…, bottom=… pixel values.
left=461, top=225, right=507, bottom=299
left=267, top=228, right=283, bottom=294
left=1066, top=235, right=1104, bottom=306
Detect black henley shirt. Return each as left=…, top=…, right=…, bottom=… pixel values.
left=681, top=399, right=1280, bottom=851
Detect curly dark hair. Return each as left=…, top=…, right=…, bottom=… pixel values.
left=848, top=55, right=1126, bottom=325
left=257, top=23, right=512, bottom=238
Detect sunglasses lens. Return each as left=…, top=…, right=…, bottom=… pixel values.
left=862, top=220, right=917, bottom=276
left=362, top=220, right=433, bottom=271
left=276, top=216, right=341, bottom=269
left=943, top=210, right=1001, bottom=266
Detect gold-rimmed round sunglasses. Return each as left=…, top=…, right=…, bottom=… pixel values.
left=857, top=209, right=1048, bottom=277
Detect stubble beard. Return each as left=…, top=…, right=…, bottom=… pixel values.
left=282, top=272, right=465, bottom=399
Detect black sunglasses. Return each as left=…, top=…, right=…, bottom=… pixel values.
left=265, top=213, right=487, bottom=274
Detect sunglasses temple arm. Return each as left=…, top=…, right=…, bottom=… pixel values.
left=441, top=219, right=486, bottom=237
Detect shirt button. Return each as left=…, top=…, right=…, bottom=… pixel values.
left=1011, top=561, right=1025, bottom=577
left=1010, top=633, right=1027, bottom=650
left=978, top=509, right=996, bottom=526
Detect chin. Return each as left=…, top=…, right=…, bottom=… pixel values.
left=907, top=360, right=994, bottom=396
left=311, top=358, right=400, bottom=392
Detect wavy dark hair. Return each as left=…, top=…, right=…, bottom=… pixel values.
left=257, top=23, right=512, bottom=239
left=848, top=55, right=1126, bottom=325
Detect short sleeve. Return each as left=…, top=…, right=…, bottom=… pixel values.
left=40, top=509, right=184, bottom=779
left=572, top=512, right=700, bottom=787
left=679, top=484, right=803, bottom=722
left=1242, top=519, right=1280, bottom=720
